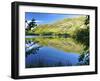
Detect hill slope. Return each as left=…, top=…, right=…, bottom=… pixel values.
left=27, top=16, right=87, bottom=36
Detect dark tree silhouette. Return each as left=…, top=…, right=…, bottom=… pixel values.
left=84, top=15, right=89, bottom=25
left=73, top=15, right=89, bottom=50
left=27, top=18, right=37, bottom=30
left=74, top=15, right=90, bottom=65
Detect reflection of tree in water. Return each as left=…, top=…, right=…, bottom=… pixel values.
left=25, top=40, right=42, bottom=57
left=78, top=50, right=89, bottom=65
left=26, top=47, right=39, bottom=57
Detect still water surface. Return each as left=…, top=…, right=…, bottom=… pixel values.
left=25, top=36, right=83, bottom=68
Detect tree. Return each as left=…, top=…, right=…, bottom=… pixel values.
left=74, top=16, right=90, bottom=65
left=73, top=16, right=89, bottom=50
left=84, top=15, right=89, bottom=25
left=27, top=18, right=37, bottom=30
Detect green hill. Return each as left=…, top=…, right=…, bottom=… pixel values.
left=26, top=16, right=87, bottom=36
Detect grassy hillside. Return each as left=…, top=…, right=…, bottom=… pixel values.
left=26, top=16, right=87, bottom=36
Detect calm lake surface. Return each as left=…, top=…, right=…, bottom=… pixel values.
left=25, top=36, right=84, bottom=68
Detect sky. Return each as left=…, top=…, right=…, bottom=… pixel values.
left=25, top=12, right=82, bottom=25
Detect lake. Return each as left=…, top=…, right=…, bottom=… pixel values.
left=25, top=36, right=84, bottom=68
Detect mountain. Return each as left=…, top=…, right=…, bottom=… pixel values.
left=27, top=16, right=87, bottom=36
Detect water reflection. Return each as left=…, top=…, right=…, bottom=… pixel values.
left=25, top=36, right=84, bottom=68
left=25, top=40, right=42, bottom=57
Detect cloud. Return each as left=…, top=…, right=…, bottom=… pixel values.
left=34, top=20, right=43, bottom=23
left=26, top=20, right=43, bottom=23
left=27, top=20, right=31, bottom=23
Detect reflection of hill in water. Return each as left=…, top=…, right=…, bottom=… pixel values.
left=25, top=36, right=88, bottom=68
left=26, top=36, right=84, bottom=54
